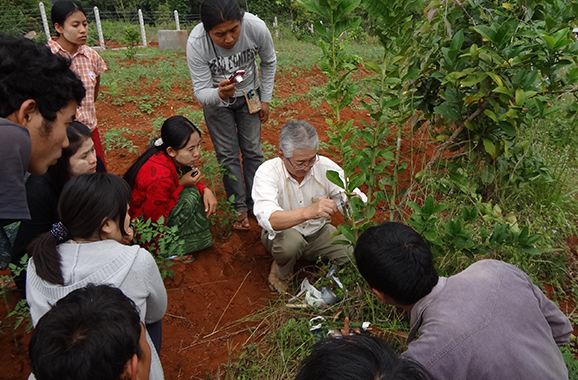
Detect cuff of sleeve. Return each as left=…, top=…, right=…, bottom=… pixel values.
left=196, top=182, right=207, bottom=193
left=353, top=189, right=368, bottom=203
left=255, top=207, right=282, bottom=239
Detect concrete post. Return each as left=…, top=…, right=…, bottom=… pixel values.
left=38, top=2, right=50, bottom=42
left=94, top=6, right=105, bottom=49
left=138, top=9, right=147, bottom=47
left=174, top=10, right=180, bottom=31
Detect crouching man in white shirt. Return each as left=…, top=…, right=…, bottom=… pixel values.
left=252, top=120, right=366, bottom=293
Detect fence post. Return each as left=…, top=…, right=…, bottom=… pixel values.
left=274, top=16, right=279, bottom=39
left=174, top=10, right=180, bottom=31
left=38, top=2, right=50, bottom=42
left=138, top=9, right=148, bottom=47
left=93, top=6, right=105, bottom=49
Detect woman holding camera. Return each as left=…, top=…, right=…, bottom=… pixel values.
left=186, top=0, right=276, bottom=231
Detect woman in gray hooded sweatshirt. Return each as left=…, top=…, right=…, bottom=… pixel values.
left=186, top=0, right=276, bottom=231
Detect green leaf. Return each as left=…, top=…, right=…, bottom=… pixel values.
left=356, top=129, right=375, bottom=145
left=335, top=17, right=362, bottom=37
left=474, top=25, right=498, bottom=45
left=383, top=97, right=401, bottom=108
left=422, top=195, right=435, bottom=215
left=461, top=72, right=488, bottom=86
left=499, top=121, right=516, bottom=137
left=484, top=109, right=498, bottom=122
left=482, top=138, right=496, bottom=157
left=434, top=102, right=461, bottom=121
left=340, top=224, right=357, bottom=244
left=348, top=172, right=366, bottom=191
left=298, top=0, right=326, bottom=17
left=492, top=86, right=513, bottom=97
left=481, top=166, right=495, bottom=184
left=407, top=201, right=421, bottom=212
left=432, top=203, right=448, bottom=213
left=335, top=0, right=362, bottom=22
left=486, top=72, right=503, bottom=86
left=326, top=170, right=345, bottom=189
left=450, top=29, right=465, bottom=52
left=363, top=61, right=382, bottom=74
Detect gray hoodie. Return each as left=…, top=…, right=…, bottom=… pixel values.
left=186, top=13, right=276, bottom=106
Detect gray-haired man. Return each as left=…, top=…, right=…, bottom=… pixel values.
left=252, top=120, right=366, bottom=292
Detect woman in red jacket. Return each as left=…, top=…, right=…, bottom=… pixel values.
left=124, top=116, right=217, bottom=255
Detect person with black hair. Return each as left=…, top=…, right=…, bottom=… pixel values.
left=0, top=34, right=85, bottom=228
left=124, top=116, right=216, bottom=255
left=186, top=0, right=276, bottom=230
left=353, top=221, right=572, bottom=380
left=49, top=0, right=108, bottom=166
left=295, top=335, right=433, bottom=380
left=10, top=122, right=106, bottom=297
left=25, top=173, right=166, bottom=380
left=29, top=284, right=151, bottom=380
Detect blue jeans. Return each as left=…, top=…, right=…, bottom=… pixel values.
left=203, top=95, right=263, bottom=212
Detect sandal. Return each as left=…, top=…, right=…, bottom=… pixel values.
left=232, top=211, right=251, bottom=231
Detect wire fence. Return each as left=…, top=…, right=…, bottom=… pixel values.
left=0, top=3, right=201, bottom=43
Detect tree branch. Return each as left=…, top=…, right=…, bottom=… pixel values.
left=397, top=101, right=488, bottom=216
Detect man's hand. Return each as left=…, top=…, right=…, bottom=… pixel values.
left=203, top=188, right=218, bottom=217
left=306, top=198, right=337, bottom=220
left=179, top=169, right=201, bottom=187
left=217, top=79, right=236, bottom=99
left=259, top=102, right=270, bottom=123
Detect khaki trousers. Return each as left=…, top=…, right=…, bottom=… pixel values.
left=261, top=223, right=353, bottom=280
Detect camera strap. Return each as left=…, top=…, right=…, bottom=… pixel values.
left=209, top=33, right=261, bottom=113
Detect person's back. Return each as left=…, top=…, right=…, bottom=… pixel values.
left=354, top=222, right=572, bottom=380
left=402, top=259, right=570, bottom=379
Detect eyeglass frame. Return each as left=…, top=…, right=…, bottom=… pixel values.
left=285, top=154, right=319, bottom=170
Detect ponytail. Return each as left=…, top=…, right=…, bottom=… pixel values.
left=28, top=174, right=131, bottom=286
left=123, top=144, right=160, bottom=188
left=28, top=232, right=65, bottom=285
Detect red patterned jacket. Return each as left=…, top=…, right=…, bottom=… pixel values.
left=129, top=151, right=206, bottom=222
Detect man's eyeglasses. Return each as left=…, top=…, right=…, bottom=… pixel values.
left=286, top=154, right=319, bottom=170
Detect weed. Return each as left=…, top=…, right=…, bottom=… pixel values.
left=104, top=128, right=138, bottom=155
left=176, top=106, right=205, bottom=127
left=131, top=216, right=185, bottom=280
left=200, top=150, right=238, bottom=241
left=1, top=255, right=31, bottom=349
left=261, top=141, right=278, bottom=161
left=151, top=117, right=165, bottom=135
left=122, top=26, right=140, bottom=61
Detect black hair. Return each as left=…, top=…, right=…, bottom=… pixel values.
left=51, top=0, right=85, bottom=37
left=295, top=335, right=433, bottom=380
left=44, top=121, right=95, bottom=192
left=124, top=116, right=201, bottom=188
left=30, top=284, right=143, bottom=380
left=0, top=34, right=85, bottom=121
left=200, top=0, right=245, bottom=32
left=28, top=173, right=132, bottom=285
left=354, top=222, right=439, bottom=306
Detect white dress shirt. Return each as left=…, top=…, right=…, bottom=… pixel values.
left=252, top=156, right=367, bottom=239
